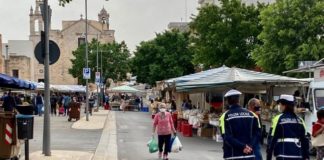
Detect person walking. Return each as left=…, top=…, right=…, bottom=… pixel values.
left=153, top=103, right=176, bottom=160
left=36, top=93, right=44, bottom=116
left=63, top=94, right=71, bottom=116
left=219, top=89, right=260, bottom=160
left=2, top=90, right=16, bottom=112
left=50, top=93, right=58, bottom=116
left=266, top=94, right=309, bottom=160
left=312, top=109, right=324, bottom=160
left=248, top=98, right=263, bottom=160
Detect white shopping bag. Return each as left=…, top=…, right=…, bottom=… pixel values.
left=171, top=136, right=182, bottom=153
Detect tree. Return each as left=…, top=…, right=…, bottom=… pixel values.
left=252, top=0, right=324, bottom=74
left=131, top=30, right=195, bottom=85
left=190, top=0, right=265, bottom=69
left=69, top=40, right=131, bottom=85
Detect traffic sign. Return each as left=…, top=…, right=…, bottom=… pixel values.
left=34, top=31, right=60, bottom=65
left=83, top=68, right=91, bottom=79
left=95, top=72, right=100, bottom=85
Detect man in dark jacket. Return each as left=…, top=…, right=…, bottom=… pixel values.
left=2, top=91, right=16, bottom=112
left=220, top=89, right=261, bottom=160
left=50, top=93, right=58, bottom=116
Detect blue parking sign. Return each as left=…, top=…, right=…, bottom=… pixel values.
left=83, top=68, right=91, bottom=79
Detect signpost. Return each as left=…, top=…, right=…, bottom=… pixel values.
left=95, top=72, right=100, bottom=85
left=83, top=68, right=91, bottom=79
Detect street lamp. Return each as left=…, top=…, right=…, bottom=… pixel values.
left=85, top=0, right=90, bottom=121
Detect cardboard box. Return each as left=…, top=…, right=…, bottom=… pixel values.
left=197, top=128, right=213, bottom=138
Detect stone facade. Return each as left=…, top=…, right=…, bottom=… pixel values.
left=168, top=22, right=189, bottom=32
left=7, top=55, right=31, bottom=80
left=29, top=0, right=115, bottom=84
left=0, top=34, right=3, bottom=73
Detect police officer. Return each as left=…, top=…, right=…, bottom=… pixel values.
left=220, top=89, right=261, bottom=160
left=266, top=94, right=309, bottom=160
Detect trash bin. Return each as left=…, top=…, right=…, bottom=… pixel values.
left=16, top=115, right=34, bottom=140
left=16, top=105, right=34, bottom=115
left=0, top=112, right=20, bottom=160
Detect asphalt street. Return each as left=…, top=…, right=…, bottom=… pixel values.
left=116, top=111, right=223, bottom=160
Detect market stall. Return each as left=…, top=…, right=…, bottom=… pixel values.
left=108, top=85, right=143, bottom=111
left=165, top=66, right=308, bottom=140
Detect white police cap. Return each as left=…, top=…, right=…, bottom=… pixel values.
left=278, top=94, right=294, bottom=103
left=224, top=89, right=242, bottom=98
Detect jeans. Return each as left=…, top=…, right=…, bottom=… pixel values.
left=158, top=134, right=171, bottom=155
left=37, top=104, right=43, bottom=116
left=254, top=143, right=263, bottom=160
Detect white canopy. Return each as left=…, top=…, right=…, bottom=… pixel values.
left=175, top=66, right=307, bottom=92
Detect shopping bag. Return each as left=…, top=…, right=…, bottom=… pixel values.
left=147, top=137, right=159, bottom=153
left=168, top=136, right=176, bottom=153
left=171, top=136, right=182, bottom=153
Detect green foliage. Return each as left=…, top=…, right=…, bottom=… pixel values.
left=252, top=0, right=324, bottom=74
left=69, top=40, right=131, bottom=85
left=190, top=0, right=265, bottom=69
left=131, top=30, right=195, bottom=85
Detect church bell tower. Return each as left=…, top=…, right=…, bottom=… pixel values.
left=30, top=0, right=44, bottom=35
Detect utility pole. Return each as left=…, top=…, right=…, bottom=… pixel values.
left=96, top=34, right=99, bottom=110
left=100, top=50, right=103, bottom=105
left=43, top=0, right=51, bottom=156
left=5, top=45, right=9, bottom=75
left=85, top=0, right=90, bottom=121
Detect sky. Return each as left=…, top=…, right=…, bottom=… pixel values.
left=0, top=0, right=199, bottom=52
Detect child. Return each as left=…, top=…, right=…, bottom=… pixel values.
left=312, top=109, right=324, bottom=160
left=58, top=105, right=65, bottom=116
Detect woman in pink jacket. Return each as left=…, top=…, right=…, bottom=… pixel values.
left=153, top=103, right=176, bottom=160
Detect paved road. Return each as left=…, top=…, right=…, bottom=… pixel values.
left=116, top=111, right=222, bottom=160
left=22, top=109, right=102, bottom=154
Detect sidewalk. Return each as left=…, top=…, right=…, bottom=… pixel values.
left=24, top=109, right=110, bottom=160
left=92, top=111, right=118, bottom=160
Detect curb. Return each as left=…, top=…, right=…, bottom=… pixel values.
left=92, top=111, right=118, bottom=160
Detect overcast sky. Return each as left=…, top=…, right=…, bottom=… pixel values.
left=0, top=0, right=199, bottom=51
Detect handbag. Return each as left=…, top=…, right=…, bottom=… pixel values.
left=311, top=123, right=324, bottom=147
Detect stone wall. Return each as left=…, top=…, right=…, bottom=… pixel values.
left=8, top=55, right=31, bottom=80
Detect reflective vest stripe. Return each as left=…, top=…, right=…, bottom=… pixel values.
left=226, top=115, right=254, bottom=121
left=276, top=155, right=302, bottom=158
left=271, top=114, right=283, bottom=136
left=277, top=138, right=300, bottom=143
left=219, top=111, right=228, bottom=134
left=250, top=111, right=261, bottom=128
left=225, top=155, right=256, bottom=159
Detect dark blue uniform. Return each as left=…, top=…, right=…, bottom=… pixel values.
left=266, top=112, right=309, bottom=160
left=220, top=104, right=261, bottom=160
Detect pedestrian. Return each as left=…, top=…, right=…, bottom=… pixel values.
left=120, top=96, right=127, bottom=113
left=171, top=100, right=177, bottom=111
left=63, top=94, right=71, bottom=116
left=89, top=96, right=95, bottom=115
left=312, top=109, right=324, bottom=160
left=153, top=103, right=176, bottom=160
left=248, top=98, right=263, bottom=160
left=2, top=90, right=16, bottom=112
left=140, top=97, right=144, bottom=109
left=50, top=93, right=58, bottom=116
left=36, top=92, right=44, bottom=116
left=266, top=94, right=309, bottom=160
left=219, top=89, right=260, bottom=160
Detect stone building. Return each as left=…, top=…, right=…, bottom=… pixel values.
left=168, top=22, right=189, bottom=32
left=29, top=0, right=115, bottom=84
left=1, top=40, right=34, bottom=80
left=0, top=34, right=3, bottom=73
left=198, top=0, right=274, bottom=6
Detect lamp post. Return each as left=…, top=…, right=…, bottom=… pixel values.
left=96, top=34, right=100, bottom=110
left=85, top=0, right=90, bottom=121
left=5, top=45, right=9, bottom=75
